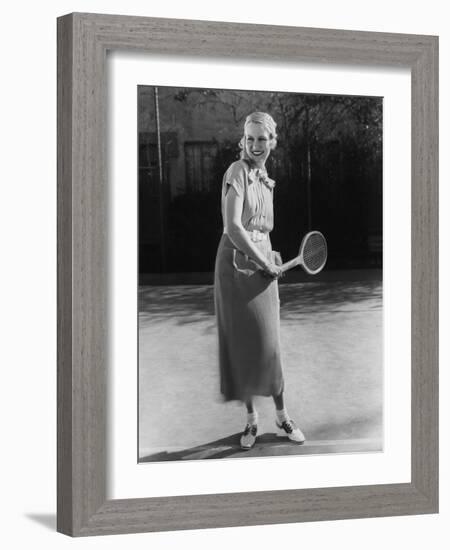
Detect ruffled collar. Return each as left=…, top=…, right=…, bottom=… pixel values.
left=247, top=166, right=276, bottom=190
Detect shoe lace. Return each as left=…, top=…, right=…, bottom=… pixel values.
left=281, top=420, right=295, bottom=434
left=244, top=424, right=257, bottom=436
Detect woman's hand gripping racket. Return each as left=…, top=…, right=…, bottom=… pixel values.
left=280, top=231, right=327, bottom=275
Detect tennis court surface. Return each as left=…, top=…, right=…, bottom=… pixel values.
left=139, top=272, right=383, bottom=462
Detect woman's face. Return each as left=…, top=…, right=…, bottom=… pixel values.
left=244, top=122, right=272, bottom=167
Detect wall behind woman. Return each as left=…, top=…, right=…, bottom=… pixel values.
left=1, top=1, right=447, bottom=549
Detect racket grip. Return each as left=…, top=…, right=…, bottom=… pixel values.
left=280, top=257, right=300, bottom=273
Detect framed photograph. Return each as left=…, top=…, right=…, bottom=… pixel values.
left=57, top=13, right=438, bottom=536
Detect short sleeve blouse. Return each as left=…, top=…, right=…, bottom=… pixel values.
left=221, top=159, right=275, bottom=234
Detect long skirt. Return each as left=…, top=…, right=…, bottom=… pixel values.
left=214, top=234, right=284, bottom=402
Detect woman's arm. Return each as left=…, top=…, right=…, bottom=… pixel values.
left=224, top=186, right=278, bottom=273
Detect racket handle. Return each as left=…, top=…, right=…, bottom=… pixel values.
left=280, top=257, right=301, bottom=273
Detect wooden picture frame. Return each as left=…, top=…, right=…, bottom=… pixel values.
left=57, top=12, right=438, bottom=536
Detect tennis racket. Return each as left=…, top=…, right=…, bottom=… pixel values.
left=280, top=231, right=327, bottom=275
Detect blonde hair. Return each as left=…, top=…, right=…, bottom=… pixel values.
left=239, top=112, right=278, bottom=160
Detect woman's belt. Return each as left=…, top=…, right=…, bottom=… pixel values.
left=247, top=229, right=268, bottom=242
left=223, top=229, right=269, bottom=242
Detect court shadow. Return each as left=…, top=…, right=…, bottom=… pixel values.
left=139, top=286, right=215, bottom=326
left=280, top=280, right=382, bottom=317
left=139, top=278, right=382, bottom=327
left=140, top=432, right=283, bottom=462
left=25, top=513, right=56, bottom=531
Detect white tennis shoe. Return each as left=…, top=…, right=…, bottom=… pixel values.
left=276, top=419, right=305, bottom=444
left=240, top=423, right=258, bottom=450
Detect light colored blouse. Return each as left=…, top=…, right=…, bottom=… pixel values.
left=221, top=159, right=276, bottom=234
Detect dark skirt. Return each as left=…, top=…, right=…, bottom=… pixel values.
left=214, top=234, right=284, bottom=402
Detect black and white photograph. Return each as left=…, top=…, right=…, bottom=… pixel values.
left=138, top=85, right=383, bottom=462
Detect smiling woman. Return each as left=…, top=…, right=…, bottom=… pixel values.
left=214, top=111, right=305, bottom=450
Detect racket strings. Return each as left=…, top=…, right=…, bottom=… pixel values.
left=302, top=234, right=327, bottom=272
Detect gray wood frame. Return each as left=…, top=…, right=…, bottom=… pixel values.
left=57, top=12, right=438, bottom=537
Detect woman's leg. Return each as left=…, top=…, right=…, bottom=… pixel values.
left=272, top=391, right=285, bottom=411
left=245, top=399, right=255, bottom=413
left=245, top=398, right=258, bottom=425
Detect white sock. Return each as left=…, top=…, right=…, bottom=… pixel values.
left=276, top=408, right=289, bottom=423
left=246, top=411, right=258, bottom=426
